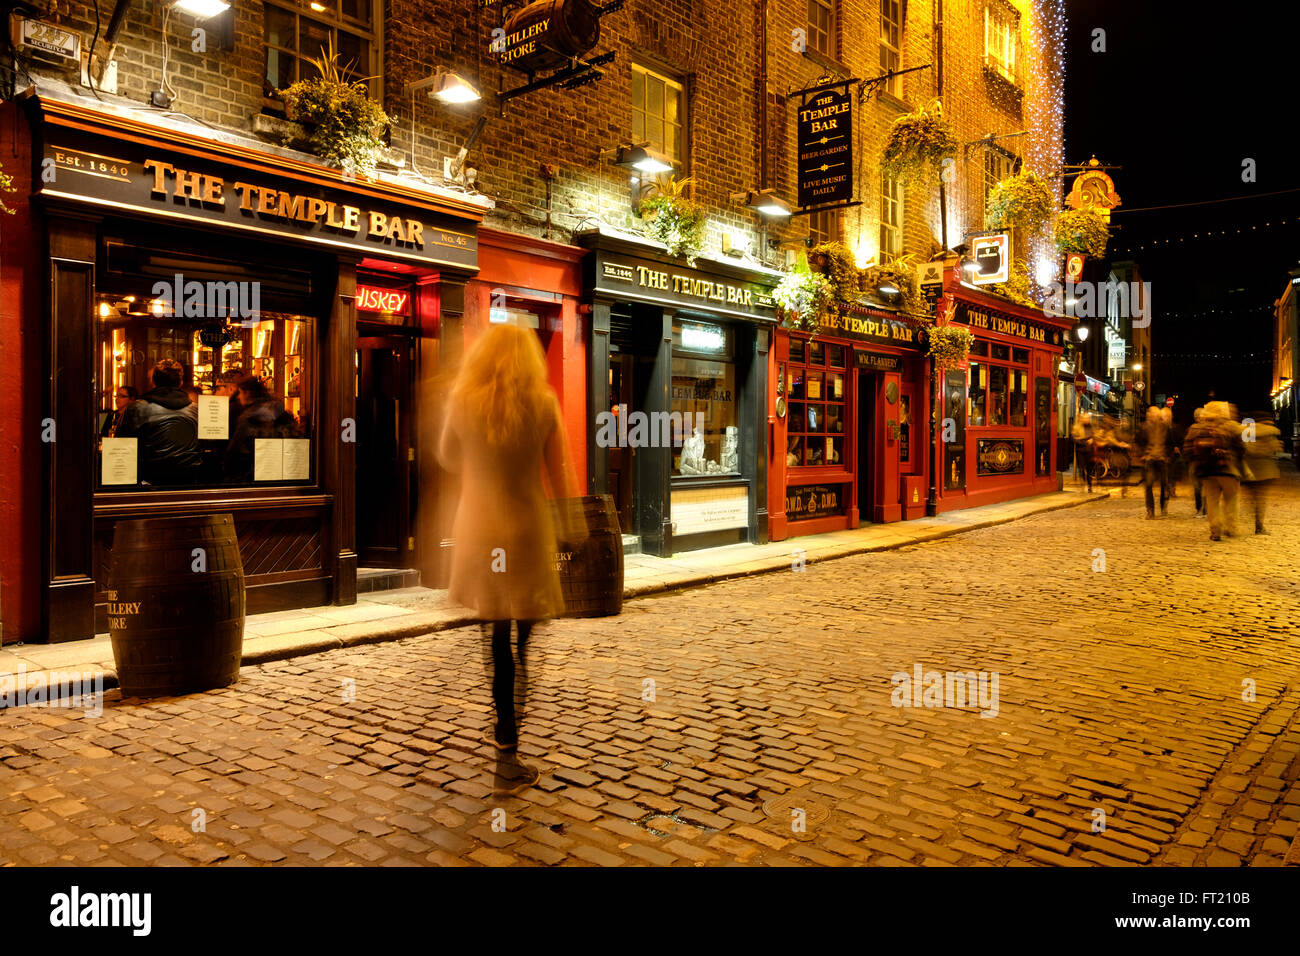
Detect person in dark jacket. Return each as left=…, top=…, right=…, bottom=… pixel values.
left=1135, top=405, right=1174, bottom=518
left=115, top=360, right=202, bottom=485
left=1183, top=401, right=1246, bottom=541
left=224, top=376, right=299, bottom=481
left=99, top=385, right=138, bottom=437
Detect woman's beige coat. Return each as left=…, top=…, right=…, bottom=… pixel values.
left=438, top=391, right=570, bottom=621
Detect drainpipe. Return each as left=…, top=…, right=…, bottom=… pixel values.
left=93, top=0, right=133, bottom=84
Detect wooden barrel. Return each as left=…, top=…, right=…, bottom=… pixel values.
left=498, top=0, right=601, bottom=74
left=107, top=514, right=245, bottom=697
left=552, top=494, right=623, bottom=618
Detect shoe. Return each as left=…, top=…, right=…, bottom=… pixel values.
left=1256, top=526, right=1269, bottom=535
left=1160, top=509, right=1167, bottom=517
left=1145, top=511, right=1154, bottom=519
left=485, top=728, right=518, bottom=752
left=1210, top=532, right=1221, bottom=541
left=492, top=761, right=541, bottom=796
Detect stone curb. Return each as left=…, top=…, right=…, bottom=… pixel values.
left=0, top=489, right=1109, bottom=706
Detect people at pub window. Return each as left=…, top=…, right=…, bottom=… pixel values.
left=223, top=375, right=301, bottom=482
left=99, top=385, right=138, bottom=438
left=114, top=359, right=203, bottom=485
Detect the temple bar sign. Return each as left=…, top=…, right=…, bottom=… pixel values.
left=39, top=132, right=478, bottom=269
left=797, top=87, right=853, bottom=208
left=952, top=302, right=1062, bottom=347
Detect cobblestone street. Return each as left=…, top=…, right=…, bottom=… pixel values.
left=3, top=474, right=1299, bottom=867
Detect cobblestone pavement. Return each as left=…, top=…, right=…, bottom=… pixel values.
left=2, top=472, right=1299, bottom=867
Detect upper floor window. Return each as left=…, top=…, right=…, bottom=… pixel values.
left=984, top=2, right=1019, bottom=83
left=880, top=0, right=903, bottom=97
left=808, top=0, right=835, bottom=59
left=808, top=209, right=839, bottom=248
left=880, top=173, right=903, bottom=263
left=632, top=64, right=686, bottom=167
left=983, top=147, right=1017, bottom=213
left=264, top=0, right=380, bottom=101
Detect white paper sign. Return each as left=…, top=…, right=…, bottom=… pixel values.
left=283, top=439, right=311, bottom=480
left=197, top=394, right=230, bottom=440
left=253, top=438, right=284, bottom=481
left=101, top=437, right=137, bottom=485
left=253, top=438, right=312, bottom=481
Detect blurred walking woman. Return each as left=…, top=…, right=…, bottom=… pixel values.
left=439, top=323, right=581, bottom=793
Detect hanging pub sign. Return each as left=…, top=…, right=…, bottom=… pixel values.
left=797, top=86, right=853, bottom=208
left=491, top=0, right=601, bottom=73
left=970, top=233, right=1010, bottom=285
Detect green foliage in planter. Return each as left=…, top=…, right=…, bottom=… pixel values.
left=809, top=241, right=859, bottom=303
left=881, top=102, right=959, bottom=186
left=861, top=253, right=924, bottom=317
left=773, top=255, right=833, bottom=337
left=279, top=38, right=390, bottom=175
left=1052, top=208, right=1110, bottom=257
left=985, top=168, right=1056, bottom=233
left=985, top=261, right=1036, bottom=308
left=927, top=323, right=976, bottom=370
left=637, top=176, right=709, bottom=264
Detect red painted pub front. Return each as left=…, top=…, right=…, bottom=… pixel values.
left=767, top=266, right=1071, bottom=542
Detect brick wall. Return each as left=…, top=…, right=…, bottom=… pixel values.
left=17, top=0, right=1062, bottom=267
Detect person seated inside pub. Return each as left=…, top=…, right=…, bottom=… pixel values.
left=223, top=375, right=301, bottom=482
left=115, top=359, right=203, bottom=486
left=99, top=385, right=138, bottom=438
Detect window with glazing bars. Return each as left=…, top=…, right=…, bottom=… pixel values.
left=879, top=173, right=902, bottom=263
left=880, top=0, right=903, bottom=97
left=632, top=64, right=686, bottom=166
left=808, top=0, right=835, bottom=58
left=264, top=0, right=379, bottom=100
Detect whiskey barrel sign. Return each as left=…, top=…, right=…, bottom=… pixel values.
left=492, top=0, right=601, bottom=74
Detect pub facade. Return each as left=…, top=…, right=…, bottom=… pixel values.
left=0, top=89, right=487, bottom=643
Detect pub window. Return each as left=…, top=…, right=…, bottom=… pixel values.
left=880, top=0, right=904, bottom=98
left=966, top=342, right=1030, bottom=428
left=632, top=63, right=687, bottom=167
left=984, top=1, right=1019, bottom=82
left=807, top=0, right=835, bottom=58
left=97, top=294, right=316, bottom=491
left=880, top=173, right=903, bottom=263
left=671, top=321, right=738, bottom=477
left=808, top=208, right=840, bottom=248
left=787, top=340, right=846, bottom=468
left=264, top=0, right=380, bottom=102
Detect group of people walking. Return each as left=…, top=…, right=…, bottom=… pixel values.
left=1120, top=401, right=1282, bottom=541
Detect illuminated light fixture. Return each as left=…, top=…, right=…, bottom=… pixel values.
left=170, top=0, right=230, bottom=18
left=406, top=68, right=481, bottom=105
left=680, top=323, right=726, bottom=351
left=309, top=1, right=327, bottom=9
left=150, top=299, right=167, bottom=317
left=605, top=144, right=674, bottom=175
left=1132, top=363, right=1142, bottom=372
left=1075, top=325, right=1089, bottom=343
left=877, top=280, right=901, bottom=296
left=731, top=189, right=791, bottom=218
left=98, top=301, right=113, bottom=318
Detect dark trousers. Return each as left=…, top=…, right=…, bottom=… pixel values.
left=1075, top=442, right=1092, bottom=491
left=489, top=620, right=533, bottom=744
left=1143, top=459, right=1169, bottom=514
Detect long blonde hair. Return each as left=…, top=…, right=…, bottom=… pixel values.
left=450, top=322, right=552, bottom=446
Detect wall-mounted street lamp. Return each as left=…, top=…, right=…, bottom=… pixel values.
left=601, top=144, right=674, bottom=175
left=407, top=68, right=481, bottom=105
left=171, top=0, right=229, bottom=17
left=731, top=189, right=792, bottom=218
left=1075, top=325, right=1090, bottom=343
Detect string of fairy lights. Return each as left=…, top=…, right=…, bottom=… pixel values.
left=1108, top=216, right=1300, bottom=258
left=1158, top=305, right=1274, bottom=320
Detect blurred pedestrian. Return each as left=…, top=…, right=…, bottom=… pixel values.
left=1072, top=411, right=1094, bottom=492
left=1183, top=401, right=1246, bottom=541
left=1189, top=406, right=1208, bottom=516
left=1135, top=405, right=1173, bottom=518
left=1242, top=411, right=1283, bottom=534
left=439, top=322, right=585, bottom=796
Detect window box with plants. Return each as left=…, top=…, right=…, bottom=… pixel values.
left=278, top=39, right=390, bottom=176
left=636, top=176, right=708, bottom=265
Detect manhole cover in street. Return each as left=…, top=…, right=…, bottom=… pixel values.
left=762, top=792, right=831, bottom=827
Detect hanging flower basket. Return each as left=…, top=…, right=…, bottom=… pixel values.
left=927, top=323, right=975, bottom=370
left=279, top=37, right=390, bottom=176
left=881, top=101, right=959, bottom=186
left=0, top=162, right=15, bottom=216
left=637, top=176, right=709, bottom=264
left=808, top=241, right=860, bottom=303
left=985, top=168, right=1056, bottom=233
left=1052, top=209, right=1110, bottom=257
left=773, top=263, right=833, bottom=337
left=860, top=253, right=924, bottom=316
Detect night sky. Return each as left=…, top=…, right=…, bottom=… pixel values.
left=1063, top=1, right=1300, bottom=417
